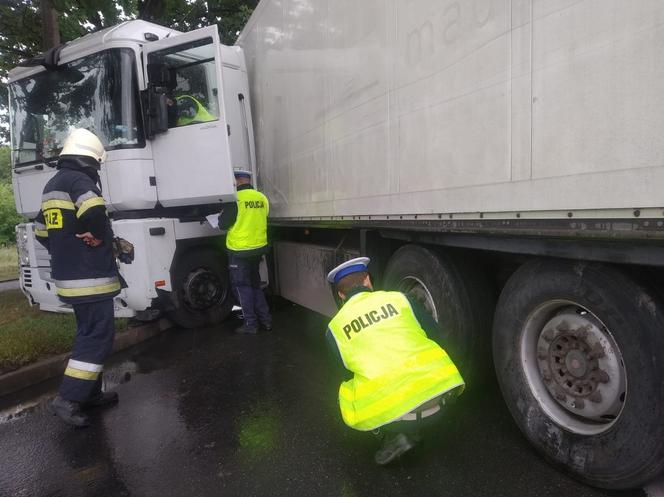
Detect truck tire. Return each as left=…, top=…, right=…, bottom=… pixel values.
left=168, top=248, right=233, bottom=329
left=382, top=244, right=493, bottom=386
left=493, top=258, right=664, bottom=489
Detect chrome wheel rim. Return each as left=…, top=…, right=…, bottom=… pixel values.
left=397, top=276, right=438, bottom=322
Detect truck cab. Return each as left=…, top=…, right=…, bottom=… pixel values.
left=9, top=20, right=256, bottom=324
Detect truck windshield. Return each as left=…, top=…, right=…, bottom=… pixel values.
left=9, top=48, right=144, bottom=167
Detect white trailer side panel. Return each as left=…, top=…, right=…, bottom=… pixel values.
left=238, top=0, right=664, bottom=220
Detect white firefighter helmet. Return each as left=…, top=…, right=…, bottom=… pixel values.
left=60, top=128, right=107, bottom=164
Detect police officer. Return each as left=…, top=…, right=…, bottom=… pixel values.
left=34, top=128, right=121, bottom=427
left=218, top=169, right=272, bottom=334
left=175, top=95, right=216, bottom=126
left=325, top=257, right=465, bottom=465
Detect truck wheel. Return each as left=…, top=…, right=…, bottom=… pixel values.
left=382, top=245, right=493, bottom=385
left=493, top=259, right=664, bottom=489
left=168, top=248, right=233, bottom=329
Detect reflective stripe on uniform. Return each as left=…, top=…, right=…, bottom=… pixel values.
left=76, top=196, right=105, bottom=218
left=64, top=359, right=103, bottom=381
left=42, top=191, right=73, bottom=202
left=57, top=282, right=121, bottom=297
left=55, top=277, right=121, bottom=297
left=42, top=199, right=75, bottom=210
left=55, top=277, right=118, bottom=288
left=68, top=359, right=103, bottom=372
left=64, top=368, right=100, bottom=380
left=75, top=191, right=105, bottom=218
left=75, top=191, right=98, bottom=207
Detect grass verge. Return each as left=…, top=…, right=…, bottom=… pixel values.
left=0, top=245, right=18, bottom=282
left=0, top=289, right=127, bottom=374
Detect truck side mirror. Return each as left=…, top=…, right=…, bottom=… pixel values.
left=141, top=89, right=169, bottom=139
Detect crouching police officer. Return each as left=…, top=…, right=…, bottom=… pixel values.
left=34, top=128, right=121, bottom=427
left=325, top=257, right=465, bottom=465
left=218, top=169, right=272, bottom=334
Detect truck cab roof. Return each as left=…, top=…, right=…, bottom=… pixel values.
left=9, top=20, right=180, bottom=83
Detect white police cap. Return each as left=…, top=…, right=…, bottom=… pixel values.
left=233, top=168, right=252, bottom=178
left=326, top=257, right=370, bottom=284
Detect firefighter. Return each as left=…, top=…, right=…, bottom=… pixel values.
left=34, top=128, right=121, bottom=427
left=218, top=169, right=272, bottom=334
left=325, top=257, right=465, bottom=465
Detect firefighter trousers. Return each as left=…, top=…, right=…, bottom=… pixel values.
left=59, top=299, right=116, bottom=403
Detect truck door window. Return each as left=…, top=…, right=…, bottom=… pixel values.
left=147, top=38, right=220, bottom=129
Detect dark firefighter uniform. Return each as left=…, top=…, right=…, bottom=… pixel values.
left=218, top=169, right=272, bottom=334
left=34, top=129, right=120, bottom=426
left=325, top=257, right=465, bottom=465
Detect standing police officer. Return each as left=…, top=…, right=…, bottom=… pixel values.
left=218, top=169, right=272, bottom=334
left=325, top=257, right=465, bottom=465
left=34, top=128, right=121, bottom=427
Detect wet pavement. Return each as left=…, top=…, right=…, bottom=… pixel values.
left=0, top=304, right=646, bottom=497
left=0, top=280, right=19, bottom=293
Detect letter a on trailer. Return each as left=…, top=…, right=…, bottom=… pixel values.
left=142, top=25, right=236, bottom=207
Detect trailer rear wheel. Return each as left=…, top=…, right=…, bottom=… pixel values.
left=382, top=245, right=493, bottom=385
left=493, top=259, right=664, bottom=489
left=168, top=248, right=233, bottom=329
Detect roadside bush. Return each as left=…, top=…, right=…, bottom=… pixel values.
left=0, top=183, right=23, bottom=245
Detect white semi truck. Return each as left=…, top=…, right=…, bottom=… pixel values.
left=7, top=0, right=664, bottom=490
left=10, top=21, right=256, bottom=327
left=236, top=0, right=664, bottom=490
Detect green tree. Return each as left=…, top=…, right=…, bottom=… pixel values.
left=0, top=184, right=23, bottom=245
left=0, top=145, right=21, bottom=245
left=0, top=146, right=10, bottom=184
left=0, top=0, right=257, bottom=142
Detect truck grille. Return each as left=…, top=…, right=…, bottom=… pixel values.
left=22, top=268, right=33, bottom=288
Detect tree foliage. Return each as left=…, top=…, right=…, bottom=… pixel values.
left=0, top=146, right=22, bottom=245
left=0, top=0, right=257, bottom=239
left=0, top=0, right=258, bottom=142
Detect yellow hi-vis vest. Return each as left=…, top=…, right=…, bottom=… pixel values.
left=328, top=290, right=465, bottom=431
left=226, top=188, right=269, bottom=252
left=176, top=95, right=216, bottom=126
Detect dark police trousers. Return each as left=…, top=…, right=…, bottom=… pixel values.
left=59, top=299, right=116, bottom=403
left=228, top=254, right=271, bottom=328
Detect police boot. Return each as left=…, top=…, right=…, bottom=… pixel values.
left=260, top=322, right=273, bottom=332
left=81, top=391, right=119, bottom=410
left=374, top=433, right=416, bottom=466
left=50, top=396, right=90, bottom=427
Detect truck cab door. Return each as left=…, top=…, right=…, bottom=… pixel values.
left=142, top=26, right=235, bottom=207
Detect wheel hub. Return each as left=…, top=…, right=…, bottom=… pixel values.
left=182, top=268, right=223, bottom=311
left=563, top=348, right=589, bottom=379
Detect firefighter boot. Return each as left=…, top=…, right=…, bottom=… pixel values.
left=374, top=433, right=416, bottom=465
left=50, top=396, right=90, bottom=427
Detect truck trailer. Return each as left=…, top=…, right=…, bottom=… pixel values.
left=7, top=0, right=664, bottom=490
left=236, top=0, right=664, bottom=490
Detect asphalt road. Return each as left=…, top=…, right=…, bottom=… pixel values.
left=0, top=304, right=648, bottom=497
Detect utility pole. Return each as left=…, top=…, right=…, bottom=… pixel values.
left=40, top=0, right=60, bottom=50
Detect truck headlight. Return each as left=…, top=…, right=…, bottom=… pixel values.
left=15, top=225, right=30, bottom=266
